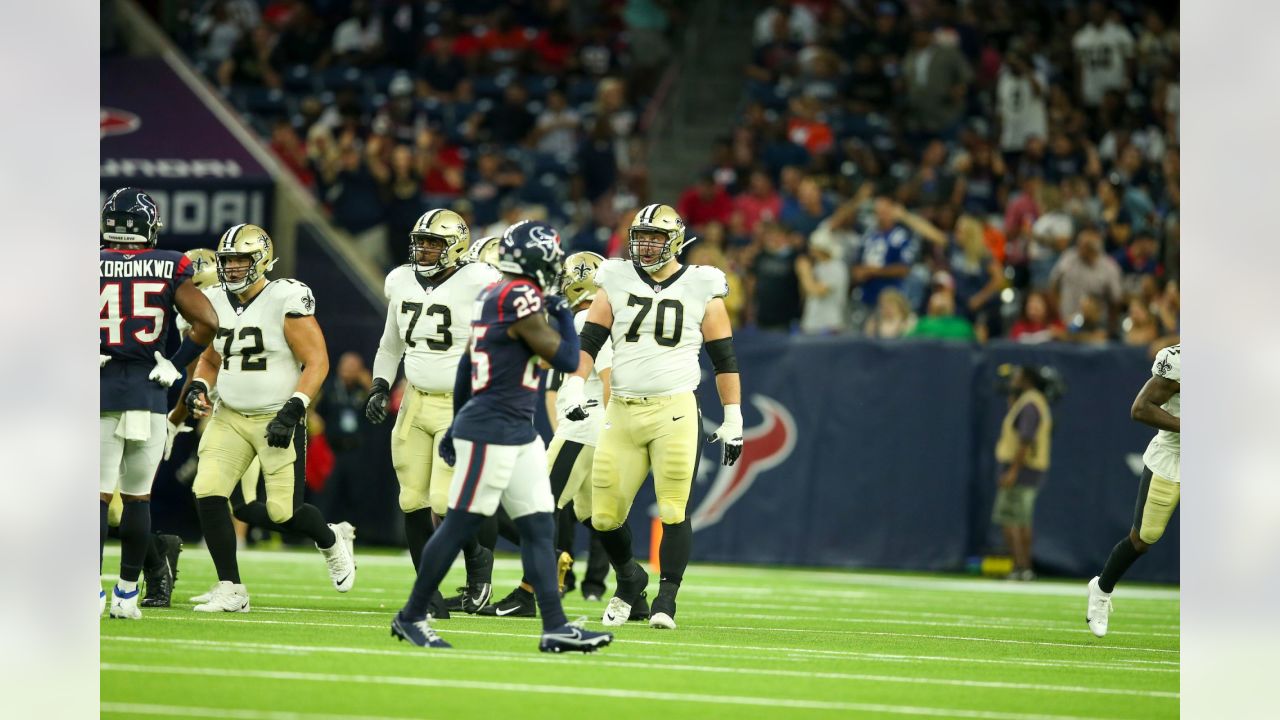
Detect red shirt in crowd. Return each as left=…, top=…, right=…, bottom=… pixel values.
left=734, top=191, right=781, bottom=233
left=677, top=184, right=734, bottom=227
left=421, top=144, right=465, bottom=197
left=1009, top=319, right=1064, bottom=343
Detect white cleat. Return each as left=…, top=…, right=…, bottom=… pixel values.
left=99, top=588, right=107, bottom=617
left=193, top=581, right=250, bottom=613
left=190, top=583, right=216, bottom=604
left=649, top=611, right=676, bottom=630
left=109, top=585, right=142, bottom=620
left=601, top=597, right=631, bottom=627
left=321, top=522, right=356, bottom=592
left=1086, top=576, right=1113, bottom=637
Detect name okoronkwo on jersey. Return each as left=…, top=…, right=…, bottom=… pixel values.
left=452, top=278, right=547, bottom=445
left=100, top=247, right=195, bottom=413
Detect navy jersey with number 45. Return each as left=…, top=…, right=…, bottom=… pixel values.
left=452, top=278, right=546, bottom=445
left=100, top=247, right=194, bottom=413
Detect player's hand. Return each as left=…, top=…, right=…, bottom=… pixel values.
left=148, top=351, right=183, bottom=388
left=558, top=375, right=589, bottom=421
left=438, top=427, right=456, bottom=467
left=164, top=420, right=193, bottom=461
left=99, top=354, right=111, bottom=368
left=998, top=469, right=1017, bottom=489
left=265, top=396, right=307, bottom=448
left=366, top=378, right=391, bottom=424
left=709, top=404, right=744, bottom=466
left=546, top=294, right=571, bottom=316
left=184, top=380, right=212, bottom=419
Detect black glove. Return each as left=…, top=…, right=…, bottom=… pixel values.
left=366, top=378, right=390, bottom=424
left=438, top=426, right=456, bottom=467
left=722, top=439, right=743, bottom=467
left=265, top=396, right=307, bottom=449
left=184, top=380, right=211, bottom=417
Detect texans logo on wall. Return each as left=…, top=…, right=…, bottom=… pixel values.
left=691, top=394, right=796, bottom=530
left=101, top=107, right=141, bottom=138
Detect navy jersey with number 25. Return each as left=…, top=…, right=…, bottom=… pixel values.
left=452, top=278, right=545, bottom=445
left=99, top=247, right=194, bottom=413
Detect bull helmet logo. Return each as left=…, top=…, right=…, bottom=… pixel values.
left=691, top=394, right=796, bottom=530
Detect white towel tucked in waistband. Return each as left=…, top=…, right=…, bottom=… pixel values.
left=114, top=410, right=154, bottom=442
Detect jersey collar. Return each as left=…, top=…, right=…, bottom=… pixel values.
left=226, top=280, right=271, bottom=314
left=633, top=262, right=687, bottom=292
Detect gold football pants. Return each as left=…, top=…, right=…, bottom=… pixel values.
left=591, top=392, right=700, bottom=531
left=193, top=406, right=304, bottom=524
left=392, top=388, right=454, bottom=516
left=547, top=436, right=595, bottom=522
left=1134, top=468, right=1180, bottom=544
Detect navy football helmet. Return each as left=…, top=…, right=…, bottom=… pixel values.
left=497, top=220, right=565, bottom=292
left=101, top=187, right=163, bottom=247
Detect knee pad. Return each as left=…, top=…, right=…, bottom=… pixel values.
left=398, top=486, right=430, bottom=514
left=592, top=514, right=622, bottom=533
left=658, top=501, right=686, bottom=525
left=266, top=498, right=295, bottom=525
left=1138, top=525, right=1164, bottom=545
left=429, top=493, right=450, bottom=518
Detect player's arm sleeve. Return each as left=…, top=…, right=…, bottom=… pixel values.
left=1015, top=404, right=1040, bottom=441
left=703, top=266, right=730, bottom=300
left=595, top=331, right=613, bottom=372
left=452, top=351, right=472, bottom=418
left=283, top=282, right=317, bottom=318
left=1152, top=347, right=1181, bottom=383
left=372, top=301, right=405, bottom=384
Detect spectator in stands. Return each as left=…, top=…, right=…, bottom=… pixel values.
left=323, top=131, right=389, bottom=268
left=416, top=128, right=464, bottom=198
left=465, top=148, right=509, bottom=228
left=195, top=1, right=245, bottom=65
left=677, top=173, right=734, bottom=229
left=864, top=288, right=917, bottom=340
left=853, top=198, right=919, bottom=311
left=373, top=143, right=425, bottom=248
left=1030, top=184, right=1074, bottom=289
left=996, top=51, right=1048, bottom=165
left=734, top=168, right=782, bottom=235
left=484, top=83, right=537, bottom=146
left=1063, top=294, right=1109, bottom=344
left=269, top=119, right=314, bottom=188
left=218, top=25, right=281, bottom=90
left=1122, top=296, right=1162, bottom=347
left=908, top=286, right=975, bottom=342
left=746, top=222, right=802, bottom=332
left=1010, top=290, right=1065, bottom=344
left=331, top=0, right=382, bottom=67
left=943, top=216, right=1005, bottom=341
left=688, top=243, right=745, bottom=329
left=315, top=352, right=373, bottom=524
left=901, top=26, right=973, bottom=140
left=270, top=4, right=329, bottom=71
left=1115, top=230, right=1162, bottom=296
left=753, top=0, right=818, bottom=47
left=796, top=229, right=849, bottom=335
left=533, top=88, right=581, bottom=161
left=373, top=74, right=426, bottom=145
left=416, top=33, right=466, bottom=99
left=1003, top=172, right=1042, bottom=287
left=1049, top=227, right=1123, bottom=329
left=1072, top=2, right=1135, bottom=109
left=779, top=178, right=832, bottom=237
left=951, top=143, right=1006, bottom=218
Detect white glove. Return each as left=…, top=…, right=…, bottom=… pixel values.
left=709, top=404, right=744, bottom=466
left=164, top=420, right=194, bottom=461
left=100, top=354, right=111, bottom=368
left=148, top=351, right=183, bottom=388
left=558, top=375, right=589, bottom=421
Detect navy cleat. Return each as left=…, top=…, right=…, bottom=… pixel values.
left=391, top=612, right=452, bottom=648
left=539, top=620, right=614, bottom=654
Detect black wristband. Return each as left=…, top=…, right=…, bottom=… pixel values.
left=706, top=337, right=739, bottom=374
left=580, top=321, right=610, bottom=360
left=276, top=396, right=307, bottom=426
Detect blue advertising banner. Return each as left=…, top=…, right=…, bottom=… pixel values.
left=101, top=57, right=273, bottom=250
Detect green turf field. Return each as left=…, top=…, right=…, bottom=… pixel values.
left=100, top=544, right=1178, bottom=720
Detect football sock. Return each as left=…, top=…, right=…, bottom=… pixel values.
left=476, top=515, right=499, bottom=551
left=196, top=496, right=241, bottom=584
left=402, top=509, right=485, bottom=620
left=555, top=504, right=576, bottom=555
left=99, top=499, right=109, bottom=572
left=1098, top=535, right=1145, bottom=593
left=657, top=519, right=692, bottom=609
left=584, top=533, right=610, bottom=589
left=234, top=501, right=336, bottom=548
left=404, top=509, right=435, bottom=572
left=594, top=523, right=635, bottom=573
left=117, top=500, right=151, bottom=584
left=143, top=532, right=165, bottom=574
left=496, top=506, right=522, bottom=546
left=514, top=512, right=568, bottom=631
left=462, top=534, right=491, bottom=585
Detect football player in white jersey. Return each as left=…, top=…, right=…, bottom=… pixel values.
left=558, top=204, right=744, bottom=630
left=182, top=224, right=356, bottom=612
left=366, top=210, right=503, bottom=615
left=1086, top=344, right=1180, bottom=637
left=481, top=251, right=614, bottom=618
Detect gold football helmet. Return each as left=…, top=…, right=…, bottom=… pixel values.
left=184, top=248, right=219, bottom=290
left=561, top=251, right=605, bottom=308
left=410, top=209, right=470, bottom=276
left=216, top=224, right=276, bottom=293
left=465, top=235, right=502, bottom=267
left=629, top=203, right=687, bottom=271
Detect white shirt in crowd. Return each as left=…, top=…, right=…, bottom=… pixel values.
left=996, top=69, right=1049, bottom=153
left=1073, top=20, right=1135, bottom=106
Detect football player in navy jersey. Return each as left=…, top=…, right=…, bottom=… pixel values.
left=99, top=187, right=218, bottom=618
left=392, top=221, right=614, bottom=653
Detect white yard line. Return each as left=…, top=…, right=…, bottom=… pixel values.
left=101, top=702, right=417, bottom=720
left=119, top=614, right=1179, bottom=670
left=103, top=636, right=1179, bottom=699
left=99, top=663, right=1129, bottom=720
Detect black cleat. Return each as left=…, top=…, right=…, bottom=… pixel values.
left=581, top=581, right=607, bottom=602
left=629, top=590, right=651, bottom=621
left=443, top=582, right=493, bottom=614
left=140, top=534, right=183, bottom=608
left=539, top=622, right=613, bottom=653
left=478, top=586, right=537, bottom=617
left=603, top=564, right=649, bottom=626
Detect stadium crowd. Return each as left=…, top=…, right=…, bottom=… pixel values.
left=167, top=0, right=1178, bottom=350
